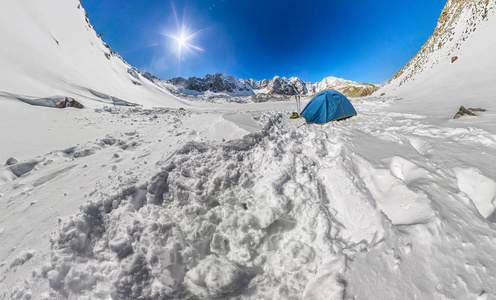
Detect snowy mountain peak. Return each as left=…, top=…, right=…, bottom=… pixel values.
left=167, top=73, right=379, bottom=99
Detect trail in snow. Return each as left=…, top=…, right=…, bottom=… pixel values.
left=4, top=97, right=496, bottom=299
left=0, top=105, right=256, bottom=299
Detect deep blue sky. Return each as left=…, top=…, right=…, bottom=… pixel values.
left=83, top=0, right=446, bottom=84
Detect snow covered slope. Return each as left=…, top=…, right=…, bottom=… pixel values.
left=377, top=0, right=496, bottom=117
left=0, top=0, right=188, bottom=108
left=4, top=98, right=496, bottom=300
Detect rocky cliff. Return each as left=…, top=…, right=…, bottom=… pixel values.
left=378, top=0, right=495, bottom=94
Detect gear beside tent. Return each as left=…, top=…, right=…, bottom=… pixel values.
left=301, top=90, right=357, bottom=124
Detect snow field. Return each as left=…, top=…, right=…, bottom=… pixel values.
left=2, top=0, right=496, bottom=298
left=1, top=96, right=495, bottom=300
left=346, top=100, right=496, bottom=299
left=41, top=112, right=367, bottom=299
left=0, top=106, right=258, bottom=299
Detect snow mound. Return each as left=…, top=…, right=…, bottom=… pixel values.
left=43, top=113, right=385, bottom=299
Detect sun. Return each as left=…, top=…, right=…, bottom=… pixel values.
left=163, top=29, right=204, bottom=62
left=177, top=35, right=186, bottom=47
left=162, top=2, right=205, bottom=62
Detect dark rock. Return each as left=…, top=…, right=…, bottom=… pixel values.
left=54, top=99, right=67, bottom=108
left=69, top=98, right=84, bottom=109
left=454, top=106, right=486, bottom=119
left=141, top=72, right=157, bottom=82
left=55, top=97, right=84, bottom=109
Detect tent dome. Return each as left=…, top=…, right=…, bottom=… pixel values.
left=301, top=90, right=357, bottom=124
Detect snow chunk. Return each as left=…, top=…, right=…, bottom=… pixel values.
left=355, top=156, right=435, bottom=225
left=9, top=250, right=36, bottom=268
left=303, top=256, right=346, bottom=300
left=184, top=256, right=252, bottom=299
left=5, top=157, right=18, bottom=165
left=9, top=159, right=39, bottom=177
left=109, top=236, right=133, bottom=259
left=407, top=136, right=433, bottom=155
left=455, top=167, right=496, bottom=219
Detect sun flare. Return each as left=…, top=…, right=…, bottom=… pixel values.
left=163, top=2, right=205, bottom=62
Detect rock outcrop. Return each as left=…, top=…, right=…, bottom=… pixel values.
left=55, top=97, right=84, bottom=109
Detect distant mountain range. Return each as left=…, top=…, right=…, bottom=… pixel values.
left=165, top=73, right=379, bottom=98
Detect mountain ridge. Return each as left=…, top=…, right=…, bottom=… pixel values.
left=165, top=72, right=379, bottom=98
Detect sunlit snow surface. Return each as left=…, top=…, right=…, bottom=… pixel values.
left=2, top=0, right=496, bottom=298
left=2, top=97, right=496, bottom=299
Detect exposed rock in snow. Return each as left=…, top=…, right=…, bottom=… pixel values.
left=54, top=97, right=84, bottom=109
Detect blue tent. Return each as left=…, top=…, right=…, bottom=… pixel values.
left=300, top=90, right=357, bottom=124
